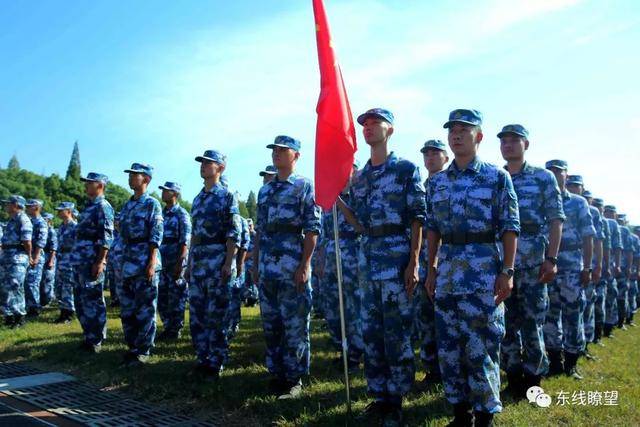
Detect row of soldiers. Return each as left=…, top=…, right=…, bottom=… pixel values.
left=1, top=107, right=639, bottom=427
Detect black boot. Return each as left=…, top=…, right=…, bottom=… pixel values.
left=503, top=370, right=524, bottom=400
left=474, top=410, right=494, bottom=427
left=626, top=312, right=636, bottom=326
left=523, top=372, right=541, bottom=395
left=54, top=310, right=66, bottom=324
left=582, top=343, right=598, bottom=361
left=547, top=350, right=564, bottom=377
left=593, top=324, right=604, bottom=345
left=4, top=315, right=15, bottom=327
left=447, top=402, right=473, bottom=427
left=564, top=352, right=583, bottom=380
left=603, top=323, right=614, bottom=338
left=617, top=317, right=627, bottom=330
left=11, top=315, right=25, bottom=329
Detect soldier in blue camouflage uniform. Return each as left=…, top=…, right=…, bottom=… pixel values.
left=242, top=219, right=259, bottom=306
left=54, top=202, right=77, bottom=323
left=543, top=162, right=594, bottom=380
left=589, top=197, right=611, bottom=345
left=425, top=110, right=519, bottom=427
left=0, top=195, right=33, bottom=328
left=107, top=218, right=123, bottom=307
left=498, top=125, right=565, bottom=398
left=632, top=226, right=640, bottom=321
left=157, top=181, right=191, bottom=341
left=253, top=136, right=321, bottom=400
left=189, top=150, right=241, bottom=381
left=39, top=213, right=58, bottom=308
left=72, top=173, right=114, bottom=353
left=628, top=226, right=640, bottom=326
left=24, top=199, right=48, bottom=317
left=227, top=215, right=250, bottom=340
left=616, top=214, right=634, bottom=329
left=602, top=205, right=622, bottom=337
left=119, top=163, right=164, bottom=365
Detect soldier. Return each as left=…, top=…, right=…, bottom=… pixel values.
left=590, top=197, right=611, bottom=345
left=72, top=172, right=114, bottom=353
left=0, top=195, right=32, bottom=328
left=189, top=150, right=241, bottom=381
left=119, top=163, right=164, bottom=366
left=24, top=199, right=48, bottom=317
left=242, top=218, right=260, bottom=307
left=39, top=213, right=58, bottom=308
left=602, top=205, right=622, bottom=338
left=252, top=136, right=321, bottom=399
left=628, top=225, right=640, bottom=326
left=54, top=202, right=77, bottom=323
left=415, top=139, right=449, bottom=390
left=616, top=213, right=634, bottom=329
left=566, top=176, right=603, bottom=361
left=227, top=215, right=250, bottom=340
left=499, top=125, right=564, bottom=397
left=259, top=165, right=277, bottom=184
left=106, top=217, right=122, bottom=308
left=425, top=109, right=519, bottom=426
left=543, top=161, right=594, bottom=380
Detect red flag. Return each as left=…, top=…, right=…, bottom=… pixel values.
left=313, top=0, right=357, bottom=210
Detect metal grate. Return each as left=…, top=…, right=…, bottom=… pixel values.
left=0, top=362, right=44, bottom=379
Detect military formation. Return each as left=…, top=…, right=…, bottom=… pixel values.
left=1, top=107, right=639, bottom=427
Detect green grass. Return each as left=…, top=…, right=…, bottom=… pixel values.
left=1, top=297, right=639, bottom=426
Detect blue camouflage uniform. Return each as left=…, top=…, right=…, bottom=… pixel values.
left=242, top=227, right=259, bottom=305
left=24, top=201, right=48, bottom=312
left=604, top=209, right=622, bottom=328
left=257, top=136, right=321, bottom=386
left=583, top=201, right=605, bottom=344
left=617, top=217, right=634, bottom=324
left=351, top=140, right=426, bottom=405
left=591, top=199, right=610, bottom=338
left=0, top=196, right=32, bottom=318
left=107, top=228, right=123, bottom=303
left=189, top=150, right=241, bottom=373
left=54, top=204, right=77, bottom=314
left=320, top=193, right=363, bottom=366
left=72, top=173, right=115, bottom=346
left=39, top=214, right=58, bottom=307
left=157, top=182, right=191, bottom=337
left=501, top=157, right=565, bottom=379
left=628, top=231, right=640, bottom=320
left=227, top=216, right=250, bottom=339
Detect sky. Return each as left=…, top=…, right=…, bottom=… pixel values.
left=1, top=0, right=639, bottom=222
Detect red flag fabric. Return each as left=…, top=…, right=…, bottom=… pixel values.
left=313, top=0, right=357, bottom=210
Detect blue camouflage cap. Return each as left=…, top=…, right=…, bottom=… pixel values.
left=1, top=195, right=26, bottom=208
left=55, top=201, right=75, bottom=211
left=443, top=109, right=483, bottom=128
left=604, top=205, right=617, bottom=212
left=195, top=149, right=227, bottom=165
left=124, top=162, right=154, bottom=178
left=592, top=198, right=604, bottom=207
left=25, top=199, right=44, bottom=207
left=158, top=181, right=182, bottom=193
left=259, top=165, right=277, bottom=177
left=80, top=172, right=109, bottom=184
left=43, top=213, right=54, bottom=221
left=566, top=175, right=584, bottom=186
left=633, top=225, right=640, bottom=233
left=582, top=190, right=593, bottom=198
left=267, top=135, right=301, bottom=152
left=497, top=124, right=529, bottom=139
left=545, top=159, right=568, bottom=170
left=420, top=139, right=447, bottom=153
left=618, top=213, right=627, bottom=221
left=73, top=209, right=80, bottom=217
left=357, top=108, right=394, bottom=126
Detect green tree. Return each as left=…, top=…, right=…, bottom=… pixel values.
left=65, top=141, right=81, bottom=180
left=246, top=190, right=257, bottom=222
left=7, top=155, right=20, bottom=170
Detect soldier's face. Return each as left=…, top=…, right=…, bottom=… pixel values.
left=26, top=205, right=39, bottom=216
left=500, top=134, right=528, bottom=161
left=549, top=167, right=567, bottom=188
left=272, top=146, right=298, bottom=169
left=200, top=160, right=223, bottom=179
left=161, top=189, right=177, bottom=203
left=448, top=123, right=482, bottom=157
left=4, top=203, right=18, bottom=216
left=128, top=172, right=146, bottom=190
left=84, top=181, right=102, bottom=198
left=362, top=118, right=393, bottom=146
left=566, top=183, right=582, bottom=195
left=423, top=149, right=448, bottom=174
left=57, top=209, right=70, bottom=221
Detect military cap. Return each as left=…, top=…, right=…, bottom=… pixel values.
left=195, top=149, right=227, bottom=165
left=604, top=205, right=617, bottom=212
left=1, top=195, right=26, bottom=208
left=633, top=225, right=640, bottom=233
left=73, top=209, right=80, bottom=217
left=420, top=139, right=447, bottom=153
left=124, top=162, right=154, bottom=178
left=497, top=124, right=529, bottom=139
left=545, top=159, right=568, bottom=170
left=259, top=165, right=277, bottom=177
left=158, top=181, right=182, bottom=193
left=618, top=213, right=627, bottom=221
left=357, top=108, right=394, bottom=126
left=267, top=135, right=301, bottom=152
left=443, top=109, right=483, bottom=128
left=592, top=198, right=604, bottom=208
left=566, top=175, right=584, bottom=186
left=582, top=190, right=593, bottom=198
left=43, top=213, right=54, bottom=221
left=80, top=172, right=109, bottom=184
left=25, top=199, right=44, bottom=207
left=55, top=201, right=75, bottom=211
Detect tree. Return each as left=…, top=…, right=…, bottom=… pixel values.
left=246, top=190, right=257, bottom=222
left=7, top=155, right=20, bottom=170
left=65, top=141, right=81, bottom=180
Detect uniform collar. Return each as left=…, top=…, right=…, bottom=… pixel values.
left=164, top=204, right=179, bottom=214
left=504, top=161, right=534, bottom=175
left=448, top=156, right=482, bottom=175
left=562, top=189, right=571, bottom=200
left=130, top=192, right=150, bottom=202
left=88, top=195, right=105, bottom=205
left=273, top=173, right=298, bottom=185
left=363, top=152, right=399, bottom=172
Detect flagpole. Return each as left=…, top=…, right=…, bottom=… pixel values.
left=332, top=203, right=351, bottom=416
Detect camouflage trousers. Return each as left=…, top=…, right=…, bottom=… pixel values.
left=55, top=267, right=75, bottom=312
left=24, top=253, right=45, bottom=310
left=120, top=274, right=159, bottom=356
left=259, top=279, right=311, bottom=383
left=594, top=279, right=607, bottom=329
left=628, top=279, right=638, bottom=317
left=157, top=270, right=188, bottom=334
left=0, top=253, right=29, bottom=316
left=413, top=285, right=439, bottom=375
left=226, top=273, right=245, bottom=340
left=543, top=272, right=586, bottom=355
left=583, top=282, right=596, bottom=343
left=502, top=266, right=549, bottom=376
left=39, top=258, right=56, bottom=307
left=361, top=279, right=415, bottom=403
left=436, top=291, right=504, bottom=413
left=311, top=273, right=324, bottom=318
left=616, top=277, right=628, bottom=323
left=189, top=273, right=232, bottom=371
left=106, top=262, right=120, bottom=304
left=73, top=270, right=107, bottom=346
left=604, top=277, right=618, bottom=326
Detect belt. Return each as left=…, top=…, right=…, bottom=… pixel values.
left=520, top=223, right=542, bottom=235
left=560, top=242, right=581, bottom=252
left=442, top=231, right=495, bottom=245
left=2, top=244, right=26, bottom=251
left=192, top=235, right=227, bottom=246
left=76, top=231, right=99, bottom=240
left=264, top=223, right=303, bottom=234
left=162, top=237, right=180, bottom=244
left=124, top=237, right=149, bottom=244
left=365, top=224, right=405, bottom=237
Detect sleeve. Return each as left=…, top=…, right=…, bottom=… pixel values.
left=498, top=171, right=520, bottom=236
left=226, top=192, right=242, bottom=245
left=148, top=200, right=164, bottom=247
left=302, top=181, right=322, bottom=235
left=425, top=179, right=439, bottom=232
left=34, top=221, right=48, bottom=249
left=256, top=186, right=268, bottom=232
left=406, top=165, right=427, bottom=225
left=98, top=204, right=115, bottom=250
left=50, top=228, right=58, bottom=251
left=578, top=199, right=596, bottom=238
left=610, top=223, right=622, bottom=250
left=543, top=171, right=565, bottom=223
left=602, top=220, right=611, bottom=250
left=179, top=209, right=192, bottom=246
left=241, top=219, right=251, bottom=251
left=20, top=215, right=33, bottom=242
left=592, top=210, right=605, bottom=241
left=622, top=230, right=633, bottom=252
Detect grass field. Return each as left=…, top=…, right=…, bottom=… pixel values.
left=1, top=296, right=639, bottom=426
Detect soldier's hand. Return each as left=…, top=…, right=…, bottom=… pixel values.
left=31, top=255, right=40, bottom=267
left=614, top=266, right=621, bottom=277
left=538, top=260, right=557, bottom=284
left=46, top=260, right=54, bottom=270
left=145, top=261, right=156, bottom=281
left=625, top=267, right=632, bottom=280
left=404, top=261, right=419, bottom=298
left=294, top=263, right=310, bottom=293
left=29, top=256, right=35, bottom=267
left=579, top=269, right=591, bottom=286
left=424, top=270, right=437, bottom=301
left=592, top=266, right=602, bottom=284
left=494, top=273, right=513, bottom=305
left=172, top=262, right=183, bottom=281
left=91, top=261, right=104, bottom=280
left=221, top=262, right=233, bottom=283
